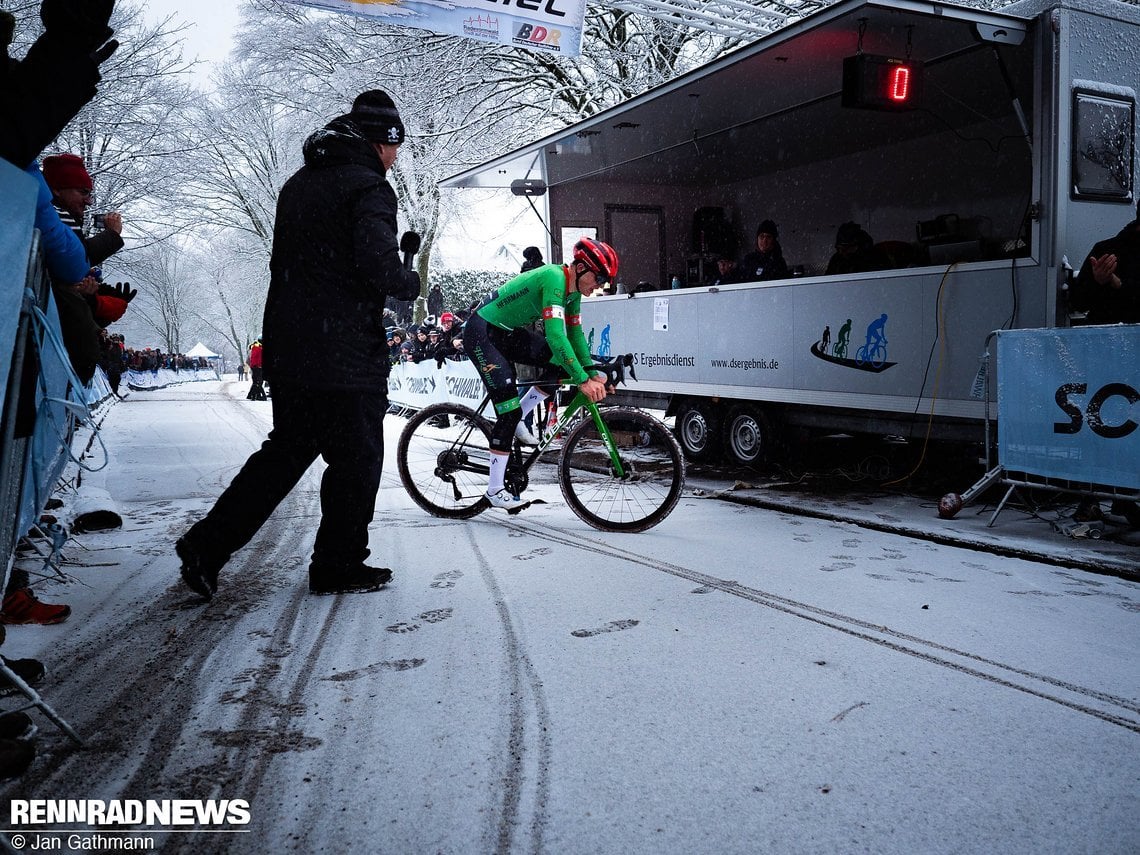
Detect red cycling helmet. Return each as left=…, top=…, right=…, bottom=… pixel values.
left=572, top=237, right=619, bottom=284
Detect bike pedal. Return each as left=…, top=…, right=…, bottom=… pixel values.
left=506, top=499, right=547, bottom=515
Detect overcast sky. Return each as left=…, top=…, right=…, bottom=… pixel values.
left=140, top=0, right=241, bottom=75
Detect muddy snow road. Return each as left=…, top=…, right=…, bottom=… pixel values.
left=4, top=381, right=1138, bottom=854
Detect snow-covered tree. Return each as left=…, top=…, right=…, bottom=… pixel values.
left=121, top=239, right=198, bottom=355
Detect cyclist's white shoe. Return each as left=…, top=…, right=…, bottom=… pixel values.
left=486, top=489, right=526, bottom=510
left=514, top=422, right=541, bottom=446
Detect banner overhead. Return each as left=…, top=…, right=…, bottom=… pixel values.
left=288, top=0, right=584, bottom=57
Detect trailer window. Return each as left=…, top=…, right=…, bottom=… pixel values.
left=560, top=226, right=597, bottom=265
left=1072, top=90, right=1135, bottom=202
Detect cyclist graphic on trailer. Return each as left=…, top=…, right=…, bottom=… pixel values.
left=463, top=237, right=620, bottom=510
left=864, top=313, right=888, bottom=353
left=835, top=319, right=852, bottom=359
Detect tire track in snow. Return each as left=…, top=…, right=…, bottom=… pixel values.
left=0, top=496, right=308, bottom=823
left=497, top=518, right=1140, bottom=735
left=463, top=525, right=553, bottom=855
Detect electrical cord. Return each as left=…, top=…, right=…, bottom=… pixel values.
left=883, top=263, right=956, bottom=486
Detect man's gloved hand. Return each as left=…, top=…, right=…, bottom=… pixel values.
left=1, top=11, right=16, bottom=50
left=98, top=281, right=136, bottom=302
left=399, top=269, right=421, bottom=300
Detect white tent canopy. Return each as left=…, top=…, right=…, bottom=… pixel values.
left=185, top=342, right=219, bottom=359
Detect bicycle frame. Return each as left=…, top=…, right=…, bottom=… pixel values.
left=511, top=390, right=627, bottom=480
left=425, top=355, right=639, bottom=495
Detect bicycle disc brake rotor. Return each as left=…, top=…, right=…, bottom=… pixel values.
left=504, top=464, right=529, bottom=495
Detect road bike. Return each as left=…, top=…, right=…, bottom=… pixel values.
left=395, top=354, right=685, bottom=532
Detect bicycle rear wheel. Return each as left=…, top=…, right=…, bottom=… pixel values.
left=558, top=406, right=685, bottom=532
left=397, top=403, right=492, bottom=519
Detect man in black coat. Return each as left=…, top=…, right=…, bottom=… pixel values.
left=740, top=219, right=789, bottom=282
left=176, top=90, right=421, bottom=599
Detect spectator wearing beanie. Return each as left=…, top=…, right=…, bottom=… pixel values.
left=521, top=246, right=544, bottom=272
left=42, top=152, right=125, bottom=268
left=826, top=220, right=889, bottom=276
left=741, top=219, right=789, bottom=282
left=42, top=152, right=134, bottom=327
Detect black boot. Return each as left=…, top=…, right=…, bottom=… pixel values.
left=309, top=564, right=392, bottom=596
left=176, top=534, right=228, bottom=600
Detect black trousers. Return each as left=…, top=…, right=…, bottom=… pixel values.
left=247, top=366, right=267, bottom=400
left=190, top=384, right=387, bottom=570
left=463, top=314, right=558, bottom=450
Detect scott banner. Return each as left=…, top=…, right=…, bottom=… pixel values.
left=997, top=325, right=1140, bottom=491
left=288, top=0, right=584, bottom=56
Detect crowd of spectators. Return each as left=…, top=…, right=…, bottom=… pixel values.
left=124, top=347, right=212, bottom=373
left=388, top=309, right=471, bottom=367
left=94, top=330, right=215, bottom=395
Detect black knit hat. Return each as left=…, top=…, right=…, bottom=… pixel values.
left=835, top=221, right=864, bottom=247
left=349, top=90, right=405, bottom=145
left=757, top=219, right=778, bottom=238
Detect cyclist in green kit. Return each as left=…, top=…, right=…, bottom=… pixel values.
left=463, top=237, right=620, bottom=509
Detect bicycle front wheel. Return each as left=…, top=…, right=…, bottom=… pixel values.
left=397, top=403, right=492, bottom=519
left=558, top=406, right=685, bottom=532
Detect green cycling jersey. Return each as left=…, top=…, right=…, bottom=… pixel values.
left=477, top=263, right=595, bottom=385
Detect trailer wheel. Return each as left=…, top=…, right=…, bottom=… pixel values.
left=674, top=401, right=721, bottom=462
left=723, top=404, right=771, bottom=466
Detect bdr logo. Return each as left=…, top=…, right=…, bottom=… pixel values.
left=1053, top=382, right=1140, bottom=438
left=514, top=23, right=561, bottom=49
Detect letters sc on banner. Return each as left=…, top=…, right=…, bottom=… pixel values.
left=1054, top=382, right=1140, bottom=439
left=997, top=326, right=1140, bottom=492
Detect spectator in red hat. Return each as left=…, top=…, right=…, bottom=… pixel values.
left=41, top=152, right=125, bottom=269
left=41, top=152, right=135, bottom=361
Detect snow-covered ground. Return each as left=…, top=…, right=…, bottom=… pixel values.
left=3, top=379, right=1138, bottom=854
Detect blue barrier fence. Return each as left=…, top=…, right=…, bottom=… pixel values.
left=2, top=161, right=129, bottom=584
left=997, top=325, right=1140, bottom=492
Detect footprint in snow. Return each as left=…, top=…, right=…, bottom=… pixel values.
left=386, top=607, right=453, bottom=633
left=322, top=659, right=426, bottom=681
left=515, top=548, right=553, bottom=561
left=571, top=619, right=639, bottom=638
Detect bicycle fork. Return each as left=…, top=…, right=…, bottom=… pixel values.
left=584, top=401, right=627, bottom=479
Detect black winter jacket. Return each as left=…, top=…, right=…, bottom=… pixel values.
left=741, top=245, right=789, bottom=281
left=1073, top=220, right=1140, bottom=325
left=262, top=117, right=419, bottom=390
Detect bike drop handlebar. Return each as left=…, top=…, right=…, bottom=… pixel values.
left=585, top=353, right=636, bottom=390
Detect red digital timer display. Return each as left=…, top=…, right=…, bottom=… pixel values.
left=842, top=54, right=924, bottom=111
